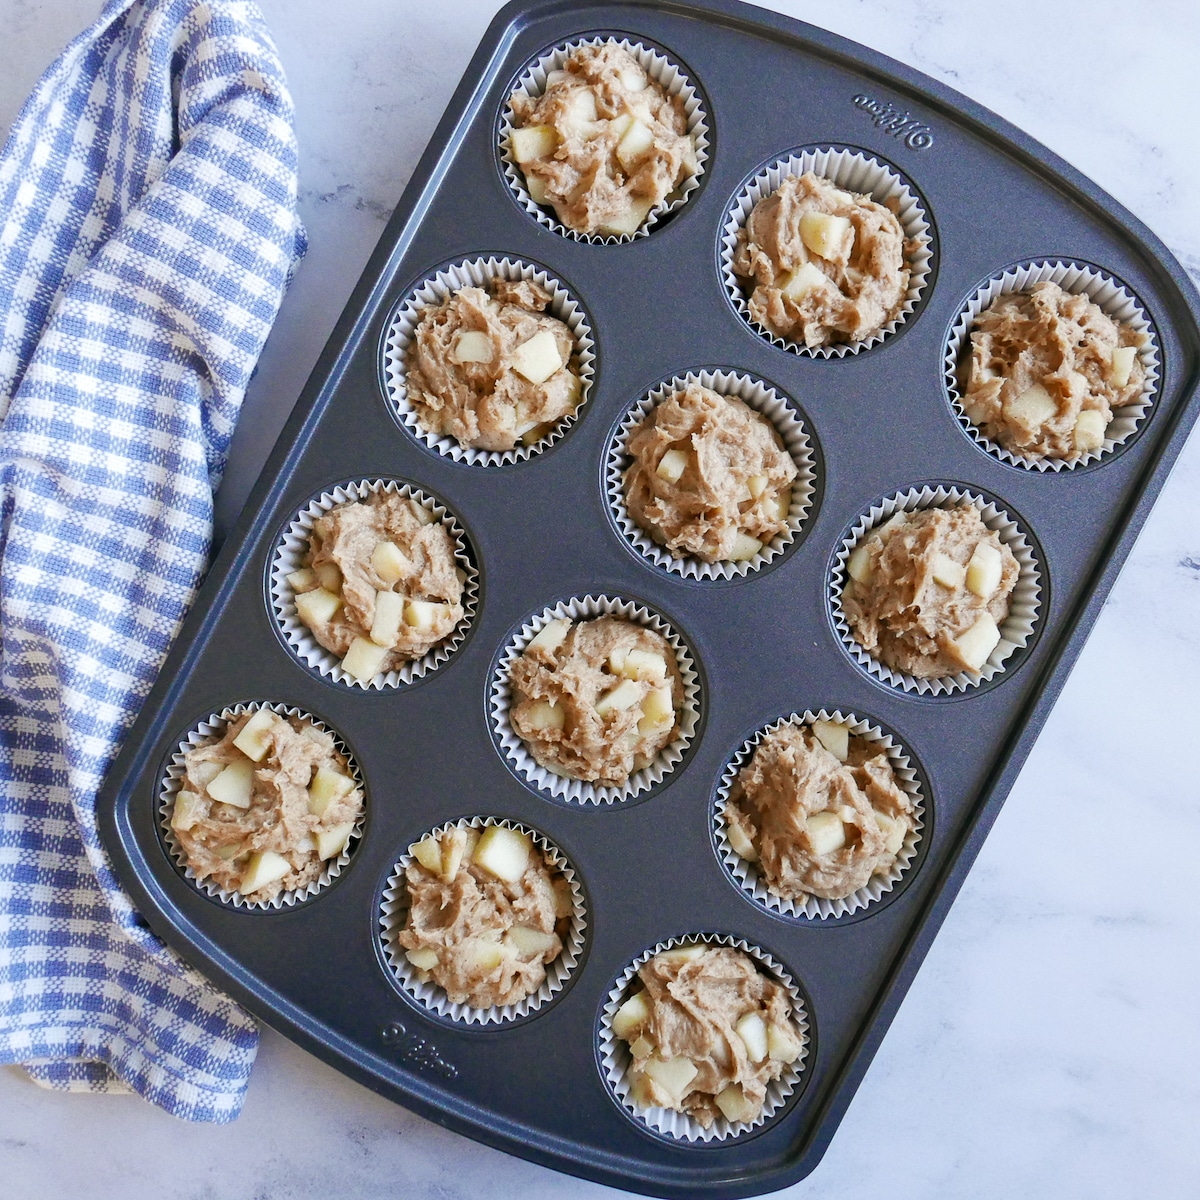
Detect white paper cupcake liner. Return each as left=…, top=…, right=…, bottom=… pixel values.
left=944, top=260, right=1161, bottom=470
left=499, top=36, right=710, bottom=243
left=830, top=485, right=1042, bottom=696
left=491, top=595, right=702, bottom=804
left=160, top=703, right=365, bottom=911
left=378, top=816, right=587, bottom=1025
left=599, top=933, right=809, bottom=1142
left=269, top=479, right=479, bottom=690
left=721, top=147, right=933, bottom=358
left=714, top=711, right=925, bottom=920
left=381, top=256, right=596, bottom=466
left=606, top=369, right=818, bottom=580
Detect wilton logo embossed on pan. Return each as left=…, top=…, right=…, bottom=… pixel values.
left=380, top=1021, right=458, bottom=1079
left=852, top=94, right=934, bottom=149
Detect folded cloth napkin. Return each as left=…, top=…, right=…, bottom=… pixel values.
left=0, top=0, right=305, bottom=1119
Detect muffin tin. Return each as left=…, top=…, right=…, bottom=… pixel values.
left=95, top=1, right=1200, bottom=1196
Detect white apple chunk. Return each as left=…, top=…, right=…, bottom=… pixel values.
left=294, top=586, right=342, bottom=628
left=642, top=1056, right=698, bottom=1102
left=1073, top=409, right=1107, bottom=453
left=171, top=789, right=204, bottom=833
left=846, top=543, right=874, bottom=584
left=613, top=990, right=651, bottom=1039
left=811, top=719, right=849, bottom=762
left=746, top=474, right=769, bottom=500
left=286, top=567, right=316, bottom=591
left=629, top=1035, right=654, bottom=1060
left=370, top=590, right=406, bottom=648
left=637, top=685, right=675, bottom=736
left=507, top=926, right=558, bottom=957
left=773, top=488, right=791, bottom=521
left=412, top=836, right=442, bottom=873
left=307, top=766, right=355, bottom=817
left=525, top=172, right=550, bottom=205
left=931, top=552, right=966, bottom=590
left=563, top=86, right=598, bottom=129
left=1004, top=382, right=1057, bottom=431
left=780, top=262, right=829, bottom=300
left=474, top=825, right=532, bottom=883
left=616, top=118, right=655, bottom=170
left=1109, top=345, right=1137, bottom=387
left=767, top=1021, right=804, bottom=1064
left=655, top=943, right=705, bottom=968
left=725, top=816, right=757, bottom=861
left=951, top=613, right=1001, bottom=672
left=655, top=448, right=688, bottom=483
left=735, top=1012, right=768, bottom=1063
left=806, top=810, right=847, bottom=855
left=610, top=647, right=667, bottom=683
left=527, top=618, right=571, bottom=656
left=207, top=759, right=254, bottom=809
left=232, top=709, right=278, bottom=763
left=599, top=196, right=653, bottom=236
left=512, top=330, right=565, bottom=385
left=405, top=947, right=439, bottom=971
left=873, top=809, right=907, bottom=855
left=727, top=532, right=763, bottom=561
left=618, top=65, right=647, bottom=91
left=510, top=124, right=557, bottom=163
left=404, top=599, right=452, bottom=631
left=524, top=698, right=565, bottom=732
left=595, top=678, right=643, bottom=717
left=314, top=561, right=342, bottom=593
left=190, top=759, right=223, bottom=787
left=715, top=1084, right=757, bottom=1125
left=452, top=330, right=493, bottom=365
left=371, top=540, right=409, bottom=585
left=239, top=850, right=291, bottom=894
left=341, top=636, right=390, bottom=682
left=799, top=210, right=853, bottom=261
left=459, top=936, right=506, bottom=974
left=316, top=820, right=355, bottom=860
left=965, top=541, right=1003, bottom=599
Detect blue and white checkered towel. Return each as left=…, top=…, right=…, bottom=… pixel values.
left=0, top=0, right=305, bottom=1120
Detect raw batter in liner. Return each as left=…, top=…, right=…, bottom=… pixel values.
left=509, top=615, right=683, bottom=788
left=171, top=710, right=362, bottom=902
left=733, top=171, right=912, bottom=349
left=623, top=384, right=797, bottom=563
left=842, top=504, right=1019, bottom=679
left=290, top=491, right=464, bottom=680
left=961, top=280, right=1146, bottom=460
left=397, top=823, right=573, bottom=1010
left=612, top=944, right=805, bottom=1128
left=508, top=43, right=697, bottom=236
left=725, top=721, right=911, bottom=901
left=407, top=278, right=581, bottom=451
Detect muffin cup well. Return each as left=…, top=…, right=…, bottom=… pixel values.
left=499, top=36, right=710, bottom=243
left=944, top=260, right=1161, bottom=471
left=269, top=479, right=478, bottom=690
left=721, top=146, right=934, bottom=358
left=380, top=256, right=596, bottom=466
left=378, top=817, right=587, bottom=1026
left=606, top=369, right=818, bottom=580
left=598, top=933, right=810, bottom=1142
left=714, top=710, right=925, bottom=920
left=830, top=485, right=1042, bottom=696
left=160, top=703, right=364, bottom=911
left=491, top=594, right=702, bottom=804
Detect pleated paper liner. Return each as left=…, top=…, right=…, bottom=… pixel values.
left=713, top=710, right=925, bottom=920
left=269, top=479, right=478, bottom=691
left=380, top=256, right=596, bottom=466
left=944, top=259, right=1161, bottom=470
left=499, top=36, right=710, bottom=243
left=490, top=594, right=702, bottom=804
left=720, top=146, right=934, bottom=358
left=378, top=817, right=587, bottom=1026
left=159, top=702, right=364, bottom=911
left=598, top=933, right=810, bottom=1143
left=606, top=369, right=818, bottom=581
left=830, top=485, right=1043, bottom=697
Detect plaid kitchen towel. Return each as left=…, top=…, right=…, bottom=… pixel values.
left=0, top=0, right=305, bottom=1119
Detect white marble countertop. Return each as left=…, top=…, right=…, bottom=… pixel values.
left=2, top=1, right=1199, bottom=1197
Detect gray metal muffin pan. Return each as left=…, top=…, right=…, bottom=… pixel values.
left=97, top=0, right=1200, bottom=1195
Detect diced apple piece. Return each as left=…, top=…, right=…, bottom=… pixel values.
left=728, top=532, right=763, bottom=561
left=616, top=118, right=655, bottom=169
left=545, top=68, right=569, bottom=86
left=524, top=698, right=565, bottom=731
left=552, top=877, right=574, bottom=918
left=474, top=825, right=532, bottom=883
left=171, top=790, right=204, bottom=832
left=341, top=636, right=390, bottom=682
left=780, top=261, right=829, bottom=300
left=931, top=552, right=966, bottom=590
left=512, top=330, right=565, bottom=385
left=438, top=826, right=469, bottom=882
left=510, top=124, right=557, bottom=163
left=874, top=810, right=907, bottom=856
left=239, top=850, right=291, bottom=894
left=409, top=501, right=434, bottom=526
left=773, top=488, right=791, bottom=521
left=951, top=613, right=1001, bottom=673
left=806, top=810, right=847, bottom=855
left=314, top=561, right=342, bottom=593
left=618, top=65, right=647, bottom=91
left=316, top=821, right=355, bottom=860
left=642, top=1056, right=698, bottom=1101
left=507, top=926, right=559, bottom=957
left=213, top=843, right=243, bottom=862
left=767, top=1021, right=804, bottom=1064
left=307, top=766, right=354, bottom=817
left=715, top=1084, right=757, bottom=1125
left=231, top=709, right=278, bottom=763
left=1004, top=382, right=1057, bottom=431
left=965, top=541, right=1003, bottom=599
left=370, top=590, right=406, bottom=648
left=735, top=1012, right=768, bottom=1063
left=520, top=421, right=553, bottom=446
left=812, top=719, right=849, bottom=763
left=747, top=474, right=769, bottom=500
left=295, top=586, right=342, bottom=627
left=599, top=196, right=653, bottom=236
left=527, top=618, right=571, bottom=656
left=207, top=759, right=254, bottom=809
left=595, top=678, right=643, bottom=717
left=451, top=329, right=493, bottom=365
left=404, top=599, right=451, bottom=631
left=655, top=943, right=705, bottom=967
left=799, top=210, right=853, bottom=260
left=565, top=86, right=598, bottom=126
left=1109, top=345, right=1137, bottom=388
left=613, top=990, right=652, bottom=1039
left=1073, top=409, right=1107, bottom=453
left=287, top=567, right=316, bottom=591
left=460, top=936, right=505, bottom=974
left=412, top=836, right=442, bottom=873
left=638, top=685, right=675, bottom=736
left=525, top=172, right=550, bottom=204
left=629, top=1035, right=654, bottom=1060
left=190, top=759, right=223, bottom=787
left=655, top=448, right=688, bottom=483
left=725, top=817, right=757, bottom=861
left=371, top=540, right=409, bottom=585
left=847, top=543, right=873, bottom=584
left=611, top=648, right=667, bottom=682
left=405, top=947, right=439, bottom=971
